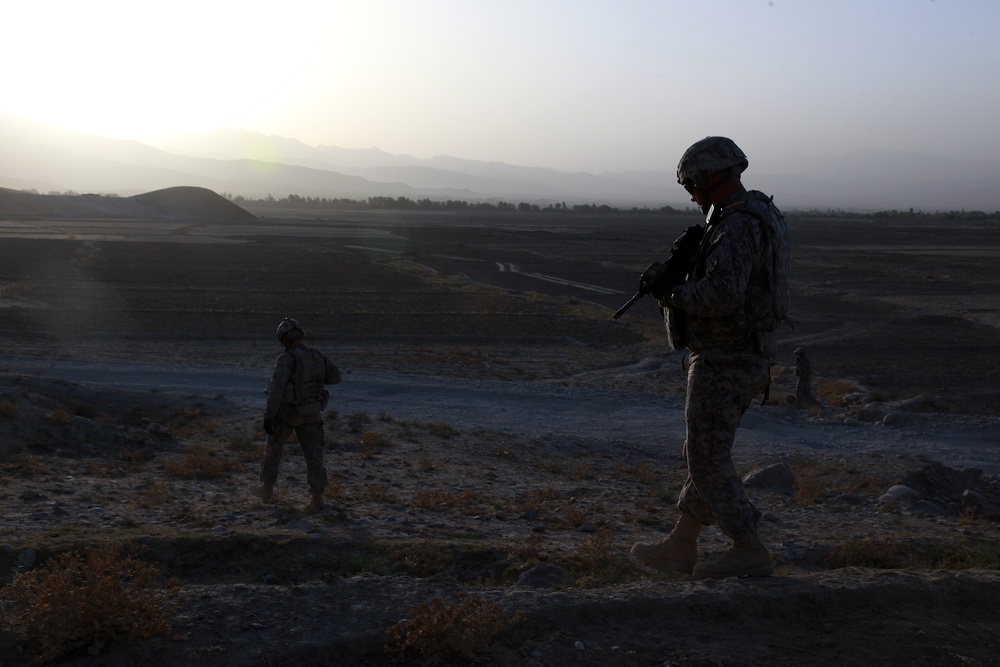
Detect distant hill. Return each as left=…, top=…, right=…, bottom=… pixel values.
left=2, top=113, right=999, bottom=211
left=0, top=186, right=257, bottom=221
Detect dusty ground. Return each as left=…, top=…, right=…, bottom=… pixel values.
left=1, top=203, right=999, bottom=665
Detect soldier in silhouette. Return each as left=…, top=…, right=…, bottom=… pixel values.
left=259, top=318, right=341, bottom=511
left=795, top=347, right=818, bottom=408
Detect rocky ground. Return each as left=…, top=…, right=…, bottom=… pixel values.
left=1, top=353, right=999, bottom=666
left=1, top=205, right=999, bottom=665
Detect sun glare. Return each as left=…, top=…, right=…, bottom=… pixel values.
left=2, top=1, right=337, bottom=141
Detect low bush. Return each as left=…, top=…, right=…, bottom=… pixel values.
left=0, top=543, right=180, bottom=661
left=161, top=443, right=241, bottom=479
left=385, top=593, right=522, bottom=660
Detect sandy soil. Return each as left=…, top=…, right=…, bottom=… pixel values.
left=1, top=206, right=999, bottom=665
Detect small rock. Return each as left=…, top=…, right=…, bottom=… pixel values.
left=833, top=493, right=866, bottom=505
left=575, top=641, right=585, bottom=650
left=517, top=564, right=569, bottom=589
left=884, top=484, right=920, bottom=500
left=147, top=423, right=171, bottom=436
left=17, top=549, right=37, bottom=567
left=962, top=489, right=1000, bottom=520
left=577, top=521, right=597, bottom=533
left=910, top=500, right=947, bottom=516
left=743, top=462, right=796, bottom=490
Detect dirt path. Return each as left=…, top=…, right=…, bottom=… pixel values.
left=4, top=354, right=999, bottom=475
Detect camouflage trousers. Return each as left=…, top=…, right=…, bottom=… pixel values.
left=676, top=353, right=770, bottom=542
left=259, top=412, right=329, bottom=494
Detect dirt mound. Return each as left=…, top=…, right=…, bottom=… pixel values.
left=129, top=186, right=257, bottom=222
left=0, top=186, right=255, bottom=221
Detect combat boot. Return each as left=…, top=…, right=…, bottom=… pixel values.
left=630, top=535, right=697, bottom=574
left=258, top=482, right=274, bottom=503
left=693, top=537, right=774, bottom=579
left=308, top=492, right=325, bottom=512
left=630, top=513, right=701, bottom=574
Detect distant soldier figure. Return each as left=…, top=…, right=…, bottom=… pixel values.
left=630, top=137, right=790, bottom=579
left=260, top=318, right=341, bottom=511
left=794, top=347, right=818, bottom=408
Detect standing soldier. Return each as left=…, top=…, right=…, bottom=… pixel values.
left=260, top=318, right=341, bottom=511
left=630, top=137, right=790, bottom=578
left=795, top=347, right=818, bottom=408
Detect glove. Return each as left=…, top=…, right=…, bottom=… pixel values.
left=639, top=261, right=666, bottom=297
left=263, top=419, right=274, bottom=436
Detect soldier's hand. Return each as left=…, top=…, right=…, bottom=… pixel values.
left=263, top=419, right=274, bottom=436
left=640, top=262, right=669, bottom=299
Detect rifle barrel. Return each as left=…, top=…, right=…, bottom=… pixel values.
left=613, top=291, right=644, bottom=320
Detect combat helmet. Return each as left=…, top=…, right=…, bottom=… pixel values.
left=275, top=317, right=304, bottom=344
left=676, top=136, right=748, bottom=190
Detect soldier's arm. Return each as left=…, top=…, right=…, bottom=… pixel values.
left=671, top=217, right=761, bottom=317
left=324, top=356, right=341, bottom=385
left=264, top=353, right=294, bottom=419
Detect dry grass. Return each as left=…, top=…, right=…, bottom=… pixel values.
left=385, top=593, right=523, bottom=661
left=161, top=443, right=242, bottom=479
left=0, top=400, right=19, bottom=419
left=412, top=488, right=481, bottom=510
left=0, top=543, right=180, bottom=661
left=792, top=457, right=896, bottom=505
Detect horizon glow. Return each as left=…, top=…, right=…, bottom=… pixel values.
left=2, top=0, right=998, bottom=173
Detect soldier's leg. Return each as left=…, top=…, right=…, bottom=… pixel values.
left=259, top=420, right=293, bottom=500
left=680, top=357, right=767, bottom=541
left=296, top=416, right=329, bottom=497
left=684, top=358, right=773, bottom=578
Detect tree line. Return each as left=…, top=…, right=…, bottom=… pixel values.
left=227, top=193, right=679, bottom=215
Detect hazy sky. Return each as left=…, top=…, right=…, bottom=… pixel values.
left=4, top=1, right=998, bottom=173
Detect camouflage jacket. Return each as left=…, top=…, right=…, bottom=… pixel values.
left=668, top=190, right=788, bottom=358
left=264, top=343, right=341, bottom=419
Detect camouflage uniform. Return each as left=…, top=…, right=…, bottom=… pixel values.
left=260, top=342, right=341, bottom=494
left=665, top=191, right=782, bottom=542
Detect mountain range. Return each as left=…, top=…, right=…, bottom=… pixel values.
left=2, top=113, right=998, bottom=212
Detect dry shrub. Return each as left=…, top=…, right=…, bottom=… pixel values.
left=824, top=537, right=980, bottom=570
left=4, top=455, right=49, bottom=478
left=525, top=487, right=562, bottom=508
left=792, top=458, right=895, bottom=505
left=366, top=483, right=397, bottom=504
left=360, top=431, right=390, bottom=459
left=577, top=530, right=616, bottom=569
left=392, top=542, right=454, bottom=577
left=161, top=443, right=241, bottom=479
left=0, top=543, right=180, bottom=661
left=135, top=481, right=172, bottom=508
left=613, top=461, right=657, bottom=484
left=0, top=400, right=19, bottom=419
left=412, top=488, right=481, bottom=511
left=48, top=409, right=71, bottom=425
left=414, top=420, right=459, bottom=439
left=816, top=378, right=862, bottom=406
left=385, top=593, right=522, bottom=661
left=824, top=537, right=909, bottom=569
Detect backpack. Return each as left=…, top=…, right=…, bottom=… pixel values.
left=738, top=191, right=791, bottom=332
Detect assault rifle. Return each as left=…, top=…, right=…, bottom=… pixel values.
left=612, top=224, right=705, bottom=320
